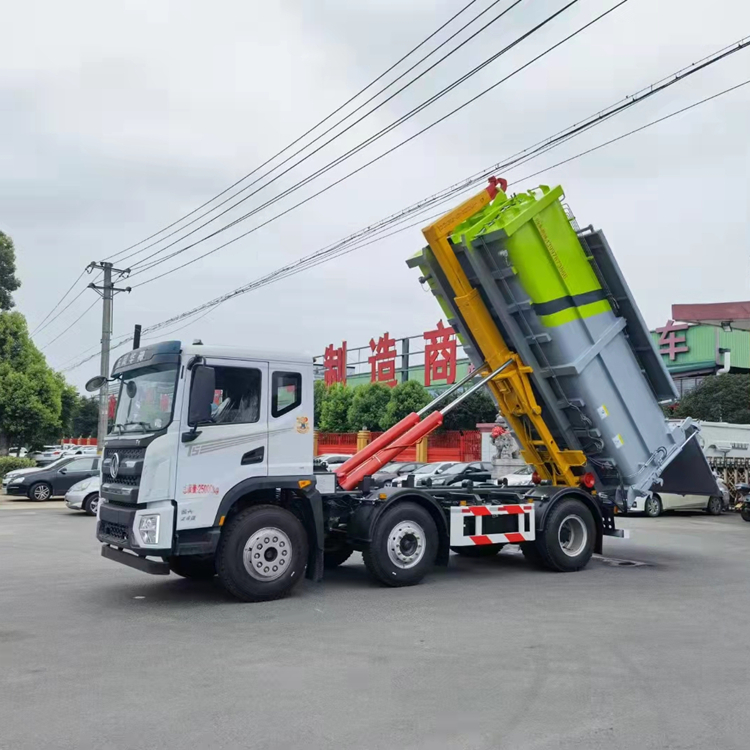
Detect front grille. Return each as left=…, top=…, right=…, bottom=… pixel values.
left=99, top=520, right=129, bottom=544
left=105, top=446, right=146, bottom=462
left=103, top=446, right=146, bottom=492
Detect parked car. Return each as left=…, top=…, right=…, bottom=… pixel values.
left=314, top=454, right=353, bottom=471
left=3, top=465, right=46, bottom=492
left=371, top=462, right=425, bottom=487
left=62, top=445, right=97, bottom=458
left=9, top=447, right=27, bottom=457
left=65, top=474, right=101, bottom=516
left=633, top=474, right=731, bottom=517
left=4, top=456, right=100, bottom=501
left=429, top=461, right=493, bottom=487
left=27, top=445, right=65, bottom=466
left=499, top=465, right=535, bottom=488
left=390, top=462, right=458, bottom=487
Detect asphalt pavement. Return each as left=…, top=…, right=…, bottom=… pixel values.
left=1, top=507, right=749, bottom=750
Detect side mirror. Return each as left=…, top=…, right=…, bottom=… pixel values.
left=188, top=365, right=216, bottom=427
left=85, top=375, right=108, bottom=393
left=59, top=468, right=67, bottom=474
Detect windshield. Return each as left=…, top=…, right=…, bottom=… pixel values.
left=111, top=364, right=179, bottom=434
left=442, top=463, right=469, bottom=475
left=381, top=463, right=406, bottom=473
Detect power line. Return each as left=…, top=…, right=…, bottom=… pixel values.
left=128, top=0, right=619, bottom=287
left=125, top=0, right=532, bottom=271
left=39, top=298, right=99, bottom=352
left=102, top=0, right=486, bottom=263
left=30, top=270, right=86, bottom=336
left=60, top=73, right=749, bottom=375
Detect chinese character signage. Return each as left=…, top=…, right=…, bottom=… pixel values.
left=369, top=332, right=398, bottom=387
left=323, top=341, right=347, bottom=386
left=656, top=319, right=689, bottom=361
left=424, top=320, right=457, bottom=386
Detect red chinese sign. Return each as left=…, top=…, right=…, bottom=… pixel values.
left=656, top=319, right=689, bottom=361
left=323, top=341, right=347, bottom=386
left=424, top=320, right=457, bottom=386
left=369, top=332, right=398, bottom=387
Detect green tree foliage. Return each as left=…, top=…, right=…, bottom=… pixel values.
left=347, top=382, right=392, bottom=431
left=313, top=379, right=327, bottom=428
left=0, top=312, right=66, bottom=453
left=441, top=387, right=497, bottom=431
left=671, top=374, right=750, bottom=424
left=381, top=380, right=431, bottom=429
left=319, top=383, right=354, bottom=432
left=0, top=232, right=21, bottom=310
left=0, top=456, right=35, bottom=478
left=72, top=395, right=100, bottom=437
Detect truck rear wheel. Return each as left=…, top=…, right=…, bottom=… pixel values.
left=168, top=555, right=216, bottom=579
left=217, top=504, right=308, bottom=602
left=527, top=497, right=595, bottom=572
left=363, top=501, right=438, bottom=587
left=451, top=543, right=504, bottom=557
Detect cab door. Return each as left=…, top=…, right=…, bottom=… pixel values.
left=176, top=359, right=269, bottom=531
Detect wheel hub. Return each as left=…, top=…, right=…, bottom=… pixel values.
left=387, top=520, right=426, bottom=569
left=243, top=527, right=292, bottom=581
left=558, top=514, right=588, bottom=557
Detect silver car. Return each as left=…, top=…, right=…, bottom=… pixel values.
left=65, top=475, right=101, bottom=516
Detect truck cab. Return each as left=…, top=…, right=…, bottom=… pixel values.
left=96, top=341, right=319, bottom=582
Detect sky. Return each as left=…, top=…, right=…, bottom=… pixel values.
left=1, top=0, right=749, bottom=390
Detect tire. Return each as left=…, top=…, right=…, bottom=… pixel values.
left=363, top=501, right=438, bottom=587
left=168, top=555, right=216, bottom=579
left=82, top=494, right=99, bottom=517
left=28, top=482, right=52, bottom=502
left=527, top=497, right=596, bottom=572
left=451, top=543, right=504, bottom=558
left=706, top=496, right=723, bottom=516
left=216, top=504, right=308, bottom=602
left=323, top=545, right=354, bottom=569
left=644, top=494, right=662, bottom=518
left=741, top=509, right=750, bottom=522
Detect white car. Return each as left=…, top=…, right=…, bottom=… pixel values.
left=28, top=445, right=65, bottom=466
left=64, top=475, right=101, bottom=516
left=314, top=454, right=353, bottom=471
left=499, top=465, right=535, bottom=488
left=391, top=462, right=458, bottom=487
left=633, top=475, right=730, bottom=517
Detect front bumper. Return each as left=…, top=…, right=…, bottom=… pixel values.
left=97, top=500, right=174, bottom=558
left=64, top=488, right=89, bottom=509
left=5, top=483, right=27, bottom=496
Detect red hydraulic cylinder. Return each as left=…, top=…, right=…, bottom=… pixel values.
left=337, top=411, right=444, bottom=491
left=335, top=412, right=421, bottom=481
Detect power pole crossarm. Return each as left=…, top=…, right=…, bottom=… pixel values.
left=87, top=261, right=131, bottom=454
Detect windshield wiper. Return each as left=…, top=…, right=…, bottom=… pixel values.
left=113, top=423, right=125, bottom=435
left=123, top=421, right=152, bottom=433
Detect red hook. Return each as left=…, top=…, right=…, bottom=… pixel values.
left=485, top=176, right=508, bottom=199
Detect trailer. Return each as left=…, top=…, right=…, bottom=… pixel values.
left=90, top=178, right=718, bottom=601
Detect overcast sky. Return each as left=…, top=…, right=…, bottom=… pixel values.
left=2, top=0, right=749, bottom=390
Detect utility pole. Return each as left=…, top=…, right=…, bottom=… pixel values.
left=88, top=262, right=131, bottom=454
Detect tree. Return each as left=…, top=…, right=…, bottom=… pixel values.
left=441, top=387, right=497, bottom=431
left=381, top=380, right=431, bottom=429
left=0, top=232, right=21, bottom=310
left=313, top=379, right=327, bottom=428
left=72, top=395, right=100, bottom=437
left=348, top=383, right=392, bottom=431
left=58, top=378, right=79, bottom=436
left=0, top=311, right=66, bottom=453
left=319, top=383, right=354, bottom=432
left=671, top=374, right=750, bottom=424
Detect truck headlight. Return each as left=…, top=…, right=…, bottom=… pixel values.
left=138, top=515, right=160, bottom=545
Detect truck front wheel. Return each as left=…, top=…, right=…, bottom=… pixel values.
left=217, top=504, right=308, bottom=602
left=526, top=497, right=596, bottom=572
left=363, top=502, right=438, bottom=587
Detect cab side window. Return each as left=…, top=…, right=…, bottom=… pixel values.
left=211, top=367, right=262, bottom=425
left=272, top=372, right=302, bottom=418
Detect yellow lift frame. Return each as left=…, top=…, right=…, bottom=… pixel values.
left=421, top=186, right=586, bottom=487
